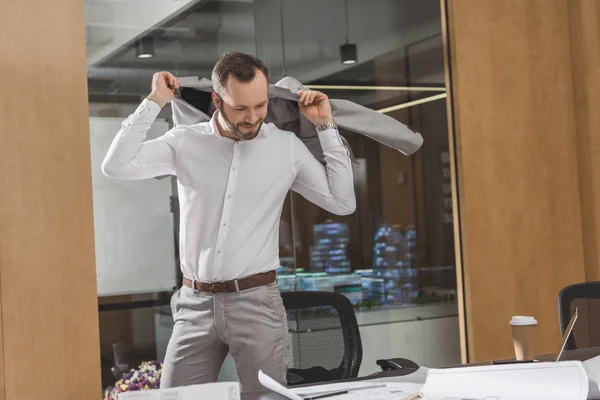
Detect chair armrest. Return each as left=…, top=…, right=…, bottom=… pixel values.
left=376, top=358, right=419, bottom=371
left=286, top=370, right=305, bottom=386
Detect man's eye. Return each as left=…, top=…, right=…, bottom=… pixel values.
left=235, top=108, right=245, bottom=111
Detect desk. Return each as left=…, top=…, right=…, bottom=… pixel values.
left=241, top=347, right=600, bottom=400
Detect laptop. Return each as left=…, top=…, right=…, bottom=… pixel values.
left=555, top=307, right=578, bottom=361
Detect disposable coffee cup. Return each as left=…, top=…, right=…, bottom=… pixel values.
left=510, top=316, right=537, bottom=360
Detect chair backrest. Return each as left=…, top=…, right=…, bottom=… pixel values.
left=111, top=341, right=133, bottom=379
left=281, top=291, right=362, bottom=385
left=558, top=282, right=600, bottom=350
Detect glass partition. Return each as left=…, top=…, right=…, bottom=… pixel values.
left=86, top=0, right=460, bottom=390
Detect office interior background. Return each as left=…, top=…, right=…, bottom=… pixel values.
left=89, top=0, right=459, bottom=388
left=1, top=0, right=600, bottom=399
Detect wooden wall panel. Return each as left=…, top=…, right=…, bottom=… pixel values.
left=569, top=0, right=600, bottom=282
left=444, top=0, right=586, bottom=362
left=0, top=1, right=101, bottom=399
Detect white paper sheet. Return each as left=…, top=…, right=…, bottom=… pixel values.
left=117, top=382, right=240, bottom=400
left=258, top=370, right=423, bottom=400
left=292, top=381, right=424, bottom=400
left=258, top=370, right=303, bottom=400
left=421, top=361, right=589, bottom=400
left=583, top=355, right=600, bottom=399
left=261, top=362, right=588, bottom=400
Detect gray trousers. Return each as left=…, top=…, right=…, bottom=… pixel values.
left=160, top=281, right=289, bottom=391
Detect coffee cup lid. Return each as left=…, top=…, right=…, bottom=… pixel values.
left=510, top=316, right=537, bottom=326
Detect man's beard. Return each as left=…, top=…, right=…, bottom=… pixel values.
left=219, top=107, right=263, bottom=141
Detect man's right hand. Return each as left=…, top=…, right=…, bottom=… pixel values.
left=147, top=72, right=179, bottom=109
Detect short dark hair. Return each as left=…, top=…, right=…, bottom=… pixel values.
left=211, top=51, right=269, bottom=97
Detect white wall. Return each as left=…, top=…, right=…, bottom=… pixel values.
left=90, top=117, right=177, bottom=296
left=359, top=317, right=461, bottom=376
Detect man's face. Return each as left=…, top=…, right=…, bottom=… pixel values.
left=215, top=71, right=269, bottom=141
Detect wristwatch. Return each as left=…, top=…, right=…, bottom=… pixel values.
left=315, top=120, right=337, bottom=133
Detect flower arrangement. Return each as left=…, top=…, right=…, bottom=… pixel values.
left=104, top=360, right=162, bottom=400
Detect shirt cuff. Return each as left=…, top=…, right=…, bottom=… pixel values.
left=134, top=98, right=162, bottom=121
left=317, top=129, right=344, bottom=152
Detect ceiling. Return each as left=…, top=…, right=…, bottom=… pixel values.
left=85, top=0, right=446, bottom=108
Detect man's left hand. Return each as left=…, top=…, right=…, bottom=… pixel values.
left=297, top=90, right=334, bottom=126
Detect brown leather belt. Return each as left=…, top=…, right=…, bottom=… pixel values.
left=182, top=270, right=276, bottom=293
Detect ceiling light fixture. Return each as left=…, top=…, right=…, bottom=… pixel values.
left=339, top=0, right=357, bottom=65
left=136, top=37, right=154, bottom=59
left=340, top=44, right=358, bottom=65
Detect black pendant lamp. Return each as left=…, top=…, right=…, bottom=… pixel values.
left=136, top=37, right=154, bottom=59
left=339, top=0, right=357, bottom=65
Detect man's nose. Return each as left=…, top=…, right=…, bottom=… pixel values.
left=246, top=109, right=257, bottom=123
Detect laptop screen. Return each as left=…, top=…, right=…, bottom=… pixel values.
left=556, top=307, right=578, bottom=362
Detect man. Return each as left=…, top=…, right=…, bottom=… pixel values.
left=101, top=51, right=355, bottom=390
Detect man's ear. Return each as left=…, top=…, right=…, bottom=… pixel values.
left=212, top=92, right=221, bottom=109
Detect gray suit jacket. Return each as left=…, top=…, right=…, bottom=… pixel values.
left=171, top=76, right=423, bottom=163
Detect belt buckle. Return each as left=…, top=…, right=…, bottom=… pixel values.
left=192, top=279, right=199, bottom=294
left=209, top=281, right=235, bottom=293
left=209, top=282, right=223, bottom=293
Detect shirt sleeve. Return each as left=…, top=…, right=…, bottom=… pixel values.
left=291, top=128, right=356, bottom=215
left=101, top=99, right=181, bottom=180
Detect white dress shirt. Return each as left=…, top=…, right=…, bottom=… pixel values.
left=101, top=99, right=356, bottom=282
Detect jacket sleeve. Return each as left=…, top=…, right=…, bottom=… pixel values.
left=331, top=99, right=424, bottom=156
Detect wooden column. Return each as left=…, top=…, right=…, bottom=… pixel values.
left=443, top=0, right=587, bottom=362
left=0, top=0, right=101, bottom=399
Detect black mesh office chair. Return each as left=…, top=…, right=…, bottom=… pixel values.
left=281, top=291, right=419, bottom=385
left=282, top=291, right=362, bottom=385
left=111, top=341, right=134, bottom=379
left=558, top=282, right=600, bottom=350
